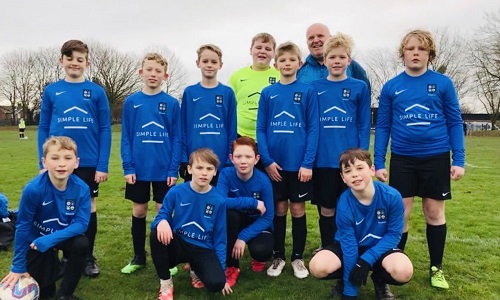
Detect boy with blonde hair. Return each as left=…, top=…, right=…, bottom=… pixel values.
left=37, top=40, right=111, bottom=277
left=179, top=44, right=237, bottom=184
left=311, top=33, right=371, bottom=253
left=374, top=29, right=465, bottom=289
left=150, top=148, right=232, bottom=300
left=2, top=136, right=91, bottom=300
left=256, top=42, right=319, bottom=279
left=120, top=53, right=181, bottom=274
left=229, top=33, right=280, bottom=170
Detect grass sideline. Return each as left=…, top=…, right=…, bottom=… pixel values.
left=0, top=126, right=498, bottom=299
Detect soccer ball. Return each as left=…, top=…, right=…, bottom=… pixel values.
left=0, top=276, right=39, bottom=300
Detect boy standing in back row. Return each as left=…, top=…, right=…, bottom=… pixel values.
left=37, top=40, right=111, bottom=277
left=120, top=53, right=181, bottom=274
left=257, top=42, right=319, bottom=279
left=179, top=44, right=237, bottom=184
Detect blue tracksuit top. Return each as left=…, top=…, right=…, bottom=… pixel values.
left=256, top=80, right=319, bottom=171
left=11, top=173, right=90, bottom=273
left=335, top=181, right=404, bottom=297
left=151, top=183, right=227, bottom=271
left=181, top=82, right=237, bottom=169
left=374, top=70, right=465, bottom=170
left=311, top=77, right=371, bottom=168
left=38, top=80, right=112, bottom=172
left=121, top=91, right=182, bottom=180
left=217, top=167, right=274, bottom=243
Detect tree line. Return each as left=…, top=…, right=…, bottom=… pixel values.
left=1, top=10, right=499, bottom=127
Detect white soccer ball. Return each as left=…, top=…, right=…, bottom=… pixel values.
left=0, top=276, right=40, bottom=300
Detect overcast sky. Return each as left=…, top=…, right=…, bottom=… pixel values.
left=0, top=0, right=497, bottom=88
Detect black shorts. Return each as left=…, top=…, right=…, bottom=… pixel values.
left=323, top=243, right=406, bottom=278
left=73, top=167, right=99, bottom=197
left=389, top=152, right=451, bottom=200
left=125, top=180, right=171, bottom=204
left=312, top=168, right=347, bottom=208
left=271, top=170, right=313, bottom=203
left=19, top=128, right=25, bottom=133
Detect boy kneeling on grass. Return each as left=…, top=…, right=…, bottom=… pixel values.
left=309, top=148, right=413, bottom=300
left=150, top=148, right=232, bottom=300
left=1, top=136, right=90, bottom=300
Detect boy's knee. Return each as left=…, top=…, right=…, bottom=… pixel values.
left=204, top=276, right=226, bottom=293
left=70, top=235, right=89, bottom=255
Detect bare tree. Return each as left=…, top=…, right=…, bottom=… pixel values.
left=363, top=48, right=401, bottom=107
left=87, top=41, right=142, bottom=123
left=470, top=9, right=500, bottom=128
left=142, top=45, right=189, bottom=101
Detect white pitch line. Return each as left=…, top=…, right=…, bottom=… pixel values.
left=465, top=162, right=491, bottom=168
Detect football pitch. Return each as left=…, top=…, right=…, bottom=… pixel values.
left=0, top=127, right=499, bottom=299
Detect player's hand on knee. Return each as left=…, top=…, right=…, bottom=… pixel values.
left=222, top=282, right=233, bottom=295
left=256, top=200, right=266, bottom=215
left=348, top=258, right=370, bottom=286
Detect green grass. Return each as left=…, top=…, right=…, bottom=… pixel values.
left=0, top=127, right=499, bottom=299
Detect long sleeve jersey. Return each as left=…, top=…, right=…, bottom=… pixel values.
left=37, top=80, right=111, bottom=172
left=312, top=77, right=371, bottom=168
left=217, top=167, right=274, bottom=243
left=228, top=66, right=281, bottom=139
left=335, top=181, right=404, bottom=297
left=256, top=80, right=319, bottom=171
left=11, top=173, right=91, bottom=273
left=374, top=70, right=465, bottom=170
left=121, top=91, right=182, bottom=180
left=181, top=83, right=237, bottom=169
left=151, top=183, right=227, bottom=271
left=298, top=55, right=371, bottom=91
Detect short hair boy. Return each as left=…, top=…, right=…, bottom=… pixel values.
left=256, top=41, right=319, bottom=279
left=309, top=148, right=413, bottom=300
left=217, top=136, right=274, bottom=287
left=179, top=44, right=237, bottom=185
left=310, top=33, right=371, bottom=250
left=1, top=136, right=91, bottom=300
left=120, top=53, right=182, bottom=274
left=150, top=148, right=233, bottom=299
left=228, top=33, right=281, bottom=144
left=37, top=39, right=112, bottom=277
left=374, top=29, right=465, bottom=290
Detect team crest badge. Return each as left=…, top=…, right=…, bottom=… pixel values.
left=66, top=199, right=76, bottom=212
left=252, top=191, right=261, bottom=200
left=342, top=88, right=351, bottom=99
left=293, top=92, right=302, bottom=104
left=376, top=209, right=386, bottom=221
left=215, top=95, right=223, bottom=106
left=269, top=77, right=276, bottom=84
left=204, top=204, right=215, bottom=217
left=427, top=84, right=437, bottom=94
left=83, top=89, right=92, bottom=98
left=158, top=102, right=167, bottom=114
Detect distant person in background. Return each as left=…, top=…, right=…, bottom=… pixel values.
left=37, top=40, right=112, bottom=277
left=297, top=23, right=371, bottom=89
left=18, top=118, right=26, bottom=140
left=374, top=29, right=465, bottom=290
left=463, top=121, right=467, bottom=136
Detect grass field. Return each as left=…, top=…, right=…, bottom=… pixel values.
left=0, top=126, right=499, bottom=300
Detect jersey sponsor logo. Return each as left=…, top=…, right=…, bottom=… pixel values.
left=137, top=121, right=168, bottom=143
left=158, top=102, right=167, bottom=114
left=178, top=221, right=209, bottom=241
left=180, top=202, right=192, bottom=206
left=355, top=218, right=364, bottom=225
left=298, top=192, right=308, bottom=198
left=271, top=111, right=299, bottom=134
left=133, top=104, right=143, bottom=108
left=55, top=91, right=67, bottom=96
left=66, top=199, right=76, bottom=212
left=342, top=88, right=351, bottom=99
left=83, top=89, right=92, bottom=98
left=442, top=191, right=450, bottom=197
left=321, top=106, right=350, bottom=129
left=293, top=92, right=302, bottom=104
left=401, top=104, right=435, bottom=127
left=317, top=90, right=327, bottom=96
left=204, top=204, right=215, bottom=217
left=376, top=209, right=387, bottom=222
left=269, top=77, right=277, bottom=84
left=215, top=95, right=223, bottom=106
left=270, top=94, right=279, bottom=100
left=395, top=89, right=407, bottom=96
left=42, top=200, right=54, bottom=206
left=195, top=114, right=223, bottom=135
left=193, top=97, right=202, bottom=102
left=427, top=84, right=437, bottom=94
left=59, top=106, right=92, bottom=130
